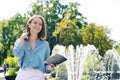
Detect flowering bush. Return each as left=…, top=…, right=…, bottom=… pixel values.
left=4, top=56, right=18, bottom=77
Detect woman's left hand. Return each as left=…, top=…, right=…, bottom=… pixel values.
left=47, top=64, right=57, bottom=70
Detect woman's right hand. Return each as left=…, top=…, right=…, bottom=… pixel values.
left=46, top=64, right=57, bottom=70
left=20, top=33, right=29, bottom=45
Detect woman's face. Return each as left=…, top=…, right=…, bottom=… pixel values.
left=28, top=17, right=43, bottom=34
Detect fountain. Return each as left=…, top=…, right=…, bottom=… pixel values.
left=52, top=44, right=99, bottom=80
left=102, top=49, right=120, bottom=79
left=65, top=44, right=99, bottom=80
left=51, top=43, right=120, bottom=80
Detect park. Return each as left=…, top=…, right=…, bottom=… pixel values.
left=0, top=0, right=120, bottom=80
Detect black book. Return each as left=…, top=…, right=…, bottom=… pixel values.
left=44, top=54, right=67, bottom=65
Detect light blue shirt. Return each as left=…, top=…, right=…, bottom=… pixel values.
left=12, top=38, right=51, bottom=73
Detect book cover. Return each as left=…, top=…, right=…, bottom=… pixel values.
left=44, top=54, right=67, bottom=65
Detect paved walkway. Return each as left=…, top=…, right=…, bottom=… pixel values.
left=0, top=72, right=5, bottom=80
left=0, top=67, right=5, bottom=80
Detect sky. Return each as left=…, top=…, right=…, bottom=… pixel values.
left=79, top=0, right=120, bottom=42
left=0, top=0, right=120, bottom=41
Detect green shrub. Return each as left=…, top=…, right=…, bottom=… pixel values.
left=48, top=78, right=55, bottom=80
left=4, top=56, right=18, bottom=68
left=4, top=56, right=18, bottom=76
left=6, top=69, right=18, bottom=76
left=82, top=75, right=90, bottom=80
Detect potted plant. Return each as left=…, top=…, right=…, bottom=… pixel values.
left=5, top=69, right=18, bottom=80
left=4, top=56, right=18, bottom=80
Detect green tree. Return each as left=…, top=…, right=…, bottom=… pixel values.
left=53, top=12, right=83, bottom=47
left=81, top=23, right=113, bottom=56
left=0, top=13, right=27, bottom=64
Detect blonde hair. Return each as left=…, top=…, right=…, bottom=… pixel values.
left=26, top=15, right=47, bottom=40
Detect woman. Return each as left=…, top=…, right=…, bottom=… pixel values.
left=12, top=15, right=55, bottom=80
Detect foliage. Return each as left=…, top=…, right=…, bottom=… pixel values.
left=82, top=75, right=90, bottom=80
left=80, top=23, right=113, bottom=56
left=0, top=13, right=27, bottom=64
left=116, top=43, right=120, bottom=54
left=53, top=12, right=83, bottom=47
left=6, top=69, right=18, bottom=76
left=4, top=56, right=18, bottom=68
left=0, top=43, right=4, bottom=64
left=4, top=56, right=18, bottom=77
left=48, top=78, right=55, bottom=80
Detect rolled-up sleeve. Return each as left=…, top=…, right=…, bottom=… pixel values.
left=12, top=39, right=24, bottom=58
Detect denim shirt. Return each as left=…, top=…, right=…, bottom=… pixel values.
left=12, top=38, right=51, bottom=73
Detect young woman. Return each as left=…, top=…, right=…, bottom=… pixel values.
left=12, top=15, right=55, bottom=80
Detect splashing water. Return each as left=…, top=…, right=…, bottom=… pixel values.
left=105, top=49, right=120, bottom=68
left=52, top=44, right=120, bottom=80
left=65, top=44, right=98, bottom=80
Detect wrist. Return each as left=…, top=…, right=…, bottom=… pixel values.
left=19, top=37, right=24, bottom=46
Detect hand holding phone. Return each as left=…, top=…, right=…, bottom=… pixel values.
left=21, top=33, right=29, bottom=39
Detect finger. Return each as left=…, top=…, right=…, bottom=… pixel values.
left=53, top=64, right=57, bottom=66
left=50, top=64, right=54, bottom=68
left=25, top=35, right=28, bottom=39
left=25, top=33, right=29, bottom=36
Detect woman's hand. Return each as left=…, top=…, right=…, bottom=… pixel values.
left=20, top=33, right=28, bottom=45
left=46, top=64, right=57, bottom=70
